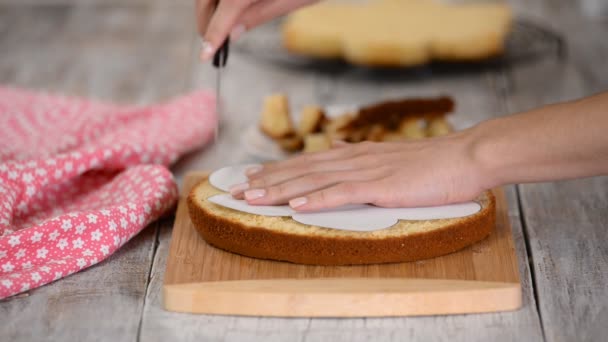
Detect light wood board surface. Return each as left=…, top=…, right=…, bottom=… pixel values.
left=162, top=173, right=520, bottom=316
left=0, top=0, right=606, bottom=341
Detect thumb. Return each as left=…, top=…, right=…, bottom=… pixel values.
left=201, top=0, right=251, bottom=61
left=195, top=0, right=215, bottom=38
left=237, top=0, right=317, bottom=32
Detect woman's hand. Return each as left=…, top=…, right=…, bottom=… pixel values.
left=229, top=91, right=608, bottom=212
left=196, top=0, right=318, bottom=60
left=230, top=131, right=494, bottom=212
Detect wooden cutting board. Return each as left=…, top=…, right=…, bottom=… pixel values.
left=163, top=172, right=521, bottom=317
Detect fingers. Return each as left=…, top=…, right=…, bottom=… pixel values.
left=289, top=181, right=377, bottom=212
left=235, top=143, right=402, bottom=200
left=195, top=0, right=215, bottom=37
left=227, top=141, right=408, bottom=210
left=250, top=148, right=403, bottom=186
left=260, top=148, right=353, bottom=175
left=200, top=0, right=253, bottom=60
left=245, top=168, right=387, bottom=205
left=249, top=157, right=368, bottom=188
left=253, top=141, right=378, bottom=177
left=197, top=0, right=320, bottom=62
left=231, top=158, right=365, bottom=200
left=236, top=0, right=316, bottom=31
left=232, top=153, right=389, bottom=201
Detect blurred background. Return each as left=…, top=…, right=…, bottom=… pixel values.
left=0, top=0, right=607, bottom=171
left=1, top=3, right=607, bottom=339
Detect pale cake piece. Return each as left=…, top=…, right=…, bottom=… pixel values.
left=427, top=116, right=452, bottom=136
left=303, top=133, right=331, bottom=153
left=297, top=105, right=326, bottom=136
left=282, top=0, right=512, bottom=67
left=260, top=94, right=294, bottom=139
left=323, top=113, right=354, bottom=141
left=188, top=179, right=496, bottom=265
left=399, top=117, right=427, bottom=139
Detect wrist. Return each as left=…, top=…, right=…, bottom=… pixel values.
left=464, top=119, right=507, bottom=190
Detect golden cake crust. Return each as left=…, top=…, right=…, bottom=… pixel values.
left=187, top=179, right=496, bottom=265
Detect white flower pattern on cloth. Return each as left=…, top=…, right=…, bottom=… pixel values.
left=0, top=86, right=217, bottom=299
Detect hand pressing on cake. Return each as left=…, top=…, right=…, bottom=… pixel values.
left=196, top=0, right=318, bottom=60
left=231, top=92, right=608, bottom=211
left=231, top=133, right=491, bottom=211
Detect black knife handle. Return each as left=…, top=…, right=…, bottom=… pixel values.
left=211, top=0, right=229, bottom=68
left=213, top=37, right=230, bottom=68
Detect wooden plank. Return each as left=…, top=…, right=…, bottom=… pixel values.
left=165, top=279, right=520, bottom=317
left=0, top=3, right=193, bottom=342
left=502, top=1, right=608, bottom=341
left=519, top=179, right=608, bottom=342
left=0, top=3, right=193, bottom=103
left=162, top=173, right=520, bottom=317
left=142, top=20, right=544, bottom=338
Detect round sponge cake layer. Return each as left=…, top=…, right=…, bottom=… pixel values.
left=187, top=179, right=496, bottom=265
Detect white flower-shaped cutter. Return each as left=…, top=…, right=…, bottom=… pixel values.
left=207, top=165, right=481, bottom=232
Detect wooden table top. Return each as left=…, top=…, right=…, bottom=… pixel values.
left=1, top=1, right=606, bottom=341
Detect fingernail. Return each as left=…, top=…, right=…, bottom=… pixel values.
left=289, top=197, right=308, bottom=208
left=245, top=165, right=263, bottom=176
left=229, top=182, right=249, bottom=195
left=200, top=39, right=215, bottom=61
left=244, top=189, right=266, bottom=200
left=230, top=24, right=246, bottom=41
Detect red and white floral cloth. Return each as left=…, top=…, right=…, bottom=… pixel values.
left=0, top=86, right=216, bottom=298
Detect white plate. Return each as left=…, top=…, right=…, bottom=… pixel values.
left=241, top=104, right=358, bottom=161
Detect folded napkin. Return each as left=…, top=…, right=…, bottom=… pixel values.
left=0, top=86, right=216, bottom=298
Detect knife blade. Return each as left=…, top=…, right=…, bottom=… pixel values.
left=212, top=37, right=230, bottom=141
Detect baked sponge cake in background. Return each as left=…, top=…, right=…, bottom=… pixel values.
left=188, top=178, right=496, bottom=266
left=282, top=0, right=513, bottom=67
